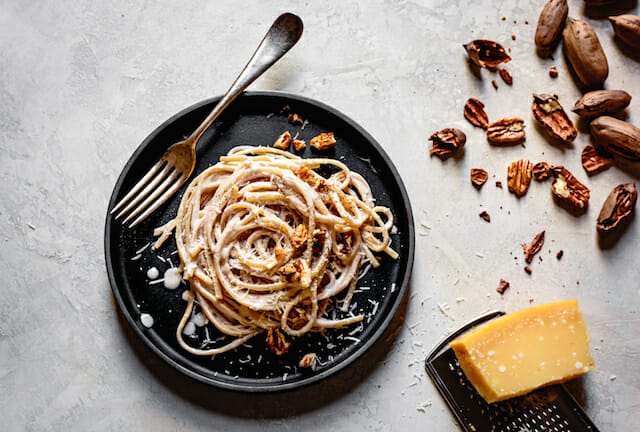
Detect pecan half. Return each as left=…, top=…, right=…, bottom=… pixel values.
left=581, top=144, right=613, bottom=176
left=463, top=39, right=512, bottom=68
left=497, top=279, right=510, bottom=295
left=551, top=166, right=590, bottom=214
left=507, top=159, right=533, bottom=197
left=273, top=131, right=292, bottom=149
left=535, top=0, right=568, bottom=54
left=499, top=68, right=513, bottom=85
left=533, top=161, right=552, bottom=181
left=590, top=116, right=640, bottom=162
left=609, top=15, right=640, bottom=49
left=479, top=210, right=491, bottom=222
left=310, top=132, right=337, bottom=150
left=597, top=183, right=637, bottom=237
left=470, top=168, right=489, bottom=189
left=531, top=94, right=577, bottom=143
left=522, top=230, right=546, bottom=263
left=562, top=17, right=609, bottom=89
left=572, top=90, right=631, bottom=118
left=266, top=329, right=290, bottom=355
left=429, top=128, right=466, bottom=158
left=487, top=118, right=526, bottom=144
left=464, top=98, right=489, bottom=129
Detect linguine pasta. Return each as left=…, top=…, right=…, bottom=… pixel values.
left=155, top=146, right=397, bottom=356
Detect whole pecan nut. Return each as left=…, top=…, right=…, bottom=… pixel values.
left=533, top=161, right=552, bottom=181
left=429, top=128, right=466, bottom=158
left=551, top=166, right=590, bottom=214
left=471, top=168, right=489, bottom=189
left=590, top=116, right=640, bottom=162
left=597, top=183, right=637, bottom=237
left=562, top=17, right=609, bottom=89
left=487, top=118, right=526, bottom=144
left=464, top=98, right=489, bottom=129
left=507, top=159, right=533, bottom=197
left=572, top=90, right=631, bottom=118
left=535, top=0, right=568, bottom=53
left=609, top=15, right=640, bottom=49
left=463, top=39, right=512, bottom=68
left=581, top=144, right=613, bottom=176
left=531, top=94, right=577, bottom=143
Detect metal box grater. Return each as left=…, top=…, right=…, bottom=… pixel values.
left=425, top=311, right=600, bottom=432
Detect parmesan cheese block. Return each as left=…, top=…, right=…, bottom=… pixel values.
left=450, top=300, right=595, bottom=403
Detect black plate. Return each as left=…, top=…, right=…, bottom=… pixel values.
left=104, top=91, right=415, bottom=392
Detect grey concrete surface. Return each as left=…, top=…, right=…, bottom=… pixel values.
left=1, top=1, right=639, bottom=430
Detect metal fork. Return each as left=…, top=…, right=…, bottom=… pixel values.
left=111, top=13, right=304, bottom=228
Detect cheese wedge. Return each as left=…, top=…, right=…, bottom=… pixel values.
left=450, top=300, right=595, bottom=403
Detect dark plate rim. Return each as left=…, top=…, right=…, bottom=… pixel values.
left=104, top=90, right=415, bottom=392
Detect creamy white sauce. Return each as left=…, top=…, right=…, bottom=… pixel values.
left=147, top=267, right=160, bottom=279
left=140, top=313, right=154, bottom=328
left=183, top=321, right=196, bottom=336
left=192, top=312, right=208, bottom=327
left=164, top=268, right=182, bottom=290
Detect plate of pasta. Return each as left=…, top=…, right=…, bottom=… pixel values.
left=105, top=91, right=414, bottom=391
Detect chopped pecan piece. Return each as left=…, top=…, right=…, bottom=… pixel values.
left=429, top=128, right=466, bottom=158
left=479, top=210, right=491, bottom=222
left=499, top=68, right=513, bottom=85
left=279, top=263, right=297, bottom=277
left=464, top=98, right=489, bottom=130
left=551, top=166, right=590, bottom=214
left=266, top=329, right=290, bottom=355
left=524, top=266, right=532, bottom=275
left=288, top=113, right=304, bottom=124
left=292, top=139, right=306, bottom=151
left=470, top=168, right=489, bottom=189
left=556, top=250, right=564, bottom=259
left=522, top=231, right=545, bottom=263
left=531, top=94, right=577, bottom=144
left=273, top=131, right=292, bottom=149
left=596, top=183, right=637, bottom=238
left=581, top=144, right=613, bottom=176
left=533, top=161, right=552, bottom=181
left=492, top=80, right=499, bottom=90
left=299, top=353, right=318, bottom=369
left=274, top=245, right=286, bottom=260
left=296, top=166, right=328, bottom=192
left=549, top=66, right=559, bottom=78
left=294, top=259, right=312, bottom=288
left=291, top=224, right=308, bottom=249
left=497, top=279, right=510, bottom=295
left=310, top=132, right=336, bottom=150
left=487, top=118, right=526, bottom=144
left=463, top=40, right=512, bottom=68
left=507, top=159, right=533, bottom=197
left=495, top=181, right=503, bottom=188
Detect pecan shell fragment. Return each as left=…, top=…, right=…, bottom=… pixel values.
left=535, top=0, right=569, bottom=54
left=609, top=15, right=640, bottom=49
left=590, top=116, right=640, bottom=162
left=471, top=168, right=489, bottom=189
left=507, top=159, right=533, bottom=197
left=464, top=98, right=490, bottom=129
left=533, top=161, right=552, bottom=181
left=429, top=128, right=466, bottom=158
left=487, top=118, right=526, bottom=144
left=581, top=144, right=613, bottom=176
left=532, top=94, right=577, bottom=143
left=499, top=68, right=513, bottom=85
left=463, top=39, right=512, bottom=68
left=596, top=183, right=637, bottom=237
left=551, top=166, right=590, bottom=214
left=572, top=90, right=631, bottom=118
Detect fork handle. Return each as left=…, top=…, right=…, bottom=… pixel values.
left=189, top=12, right=304, bottom=144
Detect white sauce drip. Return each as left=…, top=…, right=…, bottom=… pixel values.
left=183, top=321, right=196, bottom=336
left=164, top=268, right=182, bottom=290
left=140, top=313, right=154, bottom=328
left=147, top=267, right=160, bottom=279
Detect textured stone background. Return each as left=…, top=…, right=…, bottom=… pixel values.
left=1, top=1, right=638, bottom=430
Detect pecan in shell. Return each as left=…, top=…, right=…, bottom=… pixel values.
left=551, top=166, right=590, bottom=214
left=609, top=14, right=640, bottom=49
left=535, top=0, right=568, bottom=53
left=507, top=159, right=533, bottom=197
left=590, top=116, right=640, bottom=162
left=463, top=39, right=512, bottom=68
left=464, top=98, right=490, bottom=129
left=532, top=94, right=577, bottom=143
left=487, top=118, right=526, bottom=144
left=562, top=17, right=608, bottom=89
left=572, top=90, right=631, bottom=118
left=429, top=128, right=466, bottom=158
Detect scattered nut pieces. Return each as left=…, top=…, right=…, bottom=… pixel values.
left=292, top=139, right=306, bottom=151
left=471, top=168, right=489, bottom=189
left=497, top=279, right=510, bottom=295
left=551, top=166, right=590, bottom=214
left=299, top=353, right=318, bottom=369
left=429, top=128, right=466, bottom=158
left=273, top=131, right=292, bottom=149
left=266, top=328, right=291, bottom=355
left=522, top=231, right=546, bottom=263
left=464, top=98, right=490, bottom=129
left=463, top=39, right=512, bottom=68
left=288, top=113, right=304, bottom=124
left=479, top=210, right=491, bottom=223
left=492, top=79, right=499, bottom=90
left=499, top=68, right=513, bottom=85
left=581, top=144, right=613, bottom=176
left=549, top=67, right=559, bottom=78
left=507, top=159, right=533, bottom=197
left=291, top=224, right=309, bottom=249
left=496, top=181, right=503, bottom=188
left=310, top=132, right=337, bottom=150
left=533, top=161, right=552, bottom=181
left=487, top=118, right=526, bottom=144
left=511, top=34, right=516, bottom=41
left=531, top=94, right=577, bottom=144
